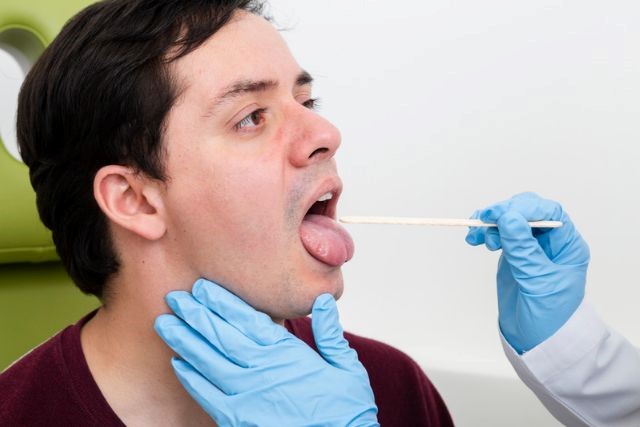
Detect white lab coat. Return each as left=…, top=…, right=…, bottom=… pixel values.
left=501, top=301, right=640, bottom=426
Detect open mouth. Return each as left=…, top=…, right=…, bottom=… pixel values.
left=304, top=191, right=336, bottom=219
left=299, top=183, right=354, bottom=267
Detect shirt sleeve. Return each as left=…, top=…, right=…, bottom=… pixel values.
left=501, top=300, right=640, bottom=427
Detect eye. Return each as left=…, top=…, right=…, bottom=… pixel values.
left=235, top=108, right=266, bottom=131
left=303, top=97, right=320, bottom=110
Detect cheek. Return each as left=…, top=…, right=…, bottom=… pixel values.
left=174, top=178, right=280, bottom=247
left=216, top=165, right=286, bottom=235
left=166, top=152, right=294, bottom=266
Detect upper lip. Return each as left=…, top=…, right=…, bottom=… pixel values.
left=301, top=176, right=343, bottom=221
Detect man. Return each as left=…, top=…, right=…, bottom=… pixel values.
left=0, top=0, right=452, bottom=426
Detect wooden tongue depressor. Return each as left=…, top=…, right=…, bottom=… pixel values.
left=339, top=216, right=563, bottom=228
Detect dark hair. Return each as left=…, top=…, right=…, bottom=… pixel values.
left=17, top=0, right=266, bottom=299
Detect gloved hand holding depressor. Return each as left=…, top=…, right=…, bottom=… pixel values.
left=465, top=192, right=590, bottom=354
left=154, top=279, right=379, bottom=427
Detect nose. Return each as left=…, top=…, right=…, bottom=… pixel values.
left=287, top=104, right=341, bottom=168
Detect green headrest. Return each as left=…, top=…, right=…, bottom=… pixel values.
left=0, top=0, right=95, bottom=264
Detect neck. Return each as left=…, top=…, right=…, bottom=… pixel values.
left=80, top=264, right=214, bottom=426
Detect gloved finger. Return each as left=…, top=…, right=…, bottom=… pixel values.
left=494, top=210, right=554, bottom=291
left=311, top=294, right=364, bottom=373
left=171, top=357, right=235, bottom=426
left=465, top=210, right=487, bottom=246
left=506, top=193, right=585, bottom=263
left=480, top=192, right=565, bottom=225
left=480, top=192, right=582, bottom=262
left=475, top=197, right=511, bottom=224
left=164, top=291, right=261, bottom=368
left=192, top=279, right=287, bottom=346
left=484, top=227, right=501, bottom=251
left=155, top=315, right=264, bottom=395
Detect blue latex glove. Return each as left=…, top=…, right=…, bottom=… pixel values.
left=154, top=279, right=379, bottom=427
left=465, top=192, right=590, bottom=353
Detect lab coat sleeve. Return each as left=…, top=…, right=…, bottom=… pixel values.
left=501, top=300, right=640, bottom=427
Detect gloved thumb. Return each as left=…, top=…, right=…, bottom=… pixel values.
left=311, top=294, right=361, bottom=372
left=495, top=210, right=554, bottom=289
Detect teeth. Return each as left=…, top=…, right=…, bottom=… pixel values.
left=317, top=192, right=333, bottom=202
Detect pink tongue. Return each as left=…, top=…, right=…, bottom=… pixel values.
left=300, top=214, right=355, bottom=267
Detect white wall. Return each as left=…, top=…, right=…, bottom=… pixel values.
left=268, top=1, right=640, bottom=425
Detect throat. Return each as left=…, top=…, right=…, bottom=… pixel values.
left=80, top=307, right=215, bottom=426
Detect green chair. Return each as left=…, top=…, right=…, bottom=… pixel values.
left=0, top=0, right=99, bottom=371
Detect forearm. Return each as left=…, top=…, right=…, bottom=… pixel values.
left=502, top=301, right=640, bottom=427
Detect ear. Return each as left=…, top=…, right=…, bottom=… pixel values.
left=93, top=165, right=167, bottom=241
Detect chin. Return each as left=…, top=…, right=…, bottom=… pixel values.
left=292, top=270, right=344, bottom=317
left=248, top=267, right=345, bottom=321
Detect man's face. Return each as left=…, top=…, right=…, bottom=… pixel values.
left=161, top=12, right=353, bottom=320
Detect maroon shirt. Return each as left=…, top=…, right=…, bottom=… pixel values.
left=0, top=311, right=453, bottom=426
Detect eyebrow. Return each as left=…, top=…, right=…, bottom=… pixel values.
left=203, top=70, right=314, bottom=117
